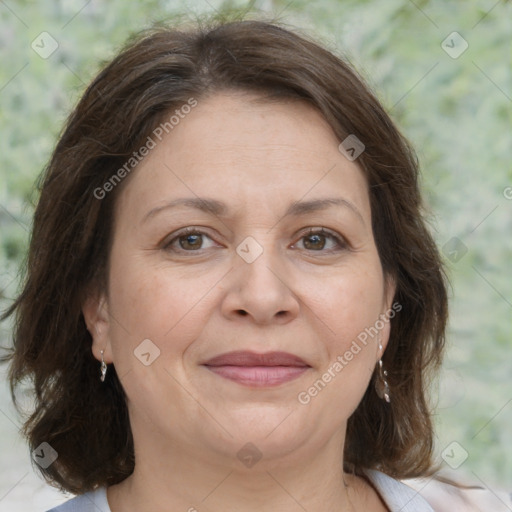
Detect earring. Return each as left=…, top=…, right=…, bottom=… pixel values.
left=375, top=342, right=390, bottom=403
left=100, top=350, right=107, bottom=382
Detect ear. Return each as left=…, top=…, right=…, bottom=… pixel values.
left=378, top=274, right=398, bottom=357
left=82, top=291, right=113, bottom=364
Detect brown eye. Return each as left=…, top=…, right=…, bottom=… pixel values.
left=295, top=228, right=347, bottom=252
left=164, top=228, right=218, bottom=253
left=178, top=233, right=203, bottom=250
left=303, top=233, right=327, bottom=250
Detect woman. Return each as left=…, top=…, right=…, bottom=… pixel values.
left=3, top=17, right=510, bottom=512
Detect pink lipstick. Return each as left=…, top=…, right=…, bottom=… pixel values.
left=202, top=351, right=310, bottom=387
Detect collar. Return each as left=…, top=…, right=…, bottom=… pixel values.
left=364, top=469, right=435, bottom=512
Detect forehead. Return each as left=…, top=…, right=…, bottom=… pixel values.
left=115, top=92, right=370, bottom=221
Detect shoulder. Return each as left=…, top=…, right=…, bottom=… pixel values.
left=46, top=487, right=110, bottom=512
left=402, top=474, right=512, bottom=512
left=365, top=469, right=435, bottom=511
left=365, top=469, right=512, bottom=512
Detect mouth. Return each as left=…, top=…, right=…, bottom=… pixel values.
left=201, top=350, right=311, bottom=387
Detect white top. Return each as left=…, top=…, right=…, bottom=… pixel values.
left=46, top=469, right=512, bottom=511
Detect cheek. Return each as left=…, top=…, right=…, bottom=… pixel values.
left=310, top=261, right=385, bottom=347
left=105, top=265, right=218, bottom=427
left=298, top=262, right=384, bottom=409
left=106, top=256, right=222, bottom=371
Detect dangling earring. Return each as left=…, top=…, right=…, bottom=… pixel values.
left=375, top=342, right=390, bottom=402
left=100, top=349, right=107, bottom=382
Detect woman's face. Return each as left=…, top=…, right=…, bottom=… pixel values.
left=85, top=92, right=395, bottom=467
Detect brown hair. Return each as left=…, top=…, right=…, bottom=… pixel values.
left=2, top=16, right=448, bottom=493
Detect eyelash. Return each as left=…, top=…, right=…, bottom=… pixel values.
left=162, top=227, right=348, bottom=254
left=162, top=227, right=218, bottom=253
left=295, top=228, right=348, bottom=252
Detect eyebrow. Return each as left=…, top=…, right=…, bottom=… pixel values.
left=285, top=197, right=365, bottom=225
left=142, top=196, right=365, bottom=226
left=142, top=197, right=227, bottom=224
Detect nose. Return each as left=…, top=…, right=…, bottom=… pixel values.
left=220, top=246, right=300, bottom=325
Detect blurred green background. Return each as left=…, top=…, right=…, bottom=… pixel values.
left=1, top=0, right=511, bottom=509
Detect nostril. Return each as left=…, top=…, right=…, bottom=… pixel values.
left=236, top=310, right=248, bottom=316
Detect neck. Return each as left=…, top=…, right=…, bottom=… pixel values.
left=107, top=425, right=363, bottom=511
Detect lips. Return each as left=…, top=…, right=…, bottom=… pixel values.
left=202, top=351, right=309, bottom=367
left=202, top=351, right=310, bottom=387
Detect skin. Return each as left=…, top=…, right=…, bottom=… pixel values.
left=83, top=92, right=395, bottom=512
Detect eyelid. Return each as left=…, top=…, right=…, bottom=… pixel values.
left=162, top=226, right=221, bottom=252
left=161, top=225, right=349, bottom=254
left=291, top=227, right=349, bottom=251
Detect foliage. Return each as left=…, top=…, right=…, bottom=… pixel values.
left=1, top=0, right=510, bottom=493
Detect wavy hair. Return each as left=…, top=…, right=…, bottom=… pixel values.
left=2, top=16, right=448, bottom=493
